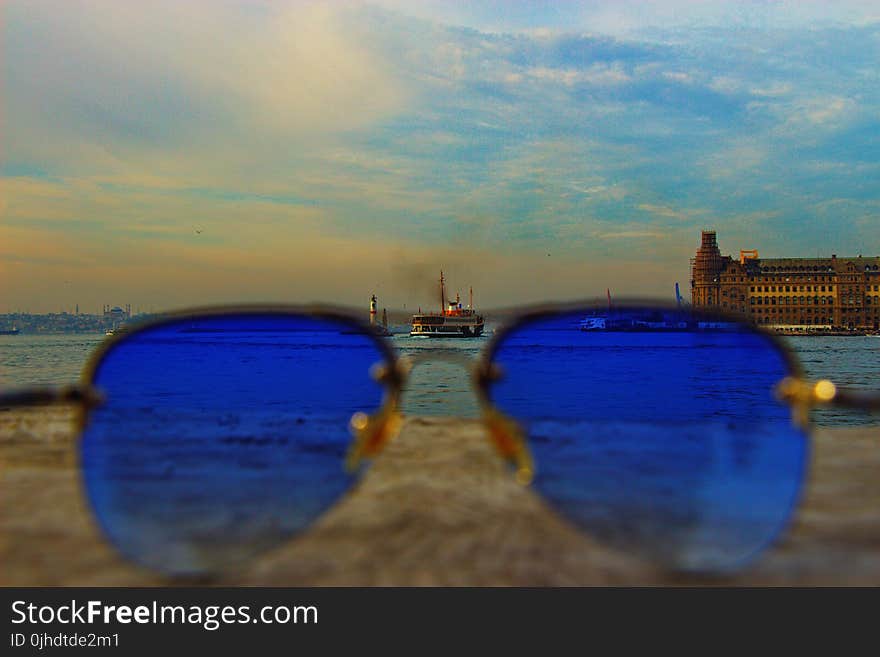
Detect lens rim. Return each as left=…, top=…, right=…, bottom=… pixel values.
left=475, top=298, right=812, bottom=573
left=74, top=304, right=402, bottom=577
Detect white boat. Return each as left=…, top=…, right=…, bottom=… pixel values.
left=410, top=272, right=484, bottom=338
left=579, top=317, right=607, bottom=331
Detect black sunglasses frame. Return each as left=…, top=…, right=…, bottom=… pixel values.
left=2, top=299, right=878, bottom=577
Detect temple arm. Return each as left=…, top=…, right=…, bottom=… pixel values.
left=831, top=387, right=880, bottom=412
left=0, top=385, right=104, bottom=408
left=776, top=377, right=880, bottom=413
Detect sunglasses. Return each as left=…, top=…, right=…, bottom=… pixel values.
left=3, top=301, right=878, bottom=578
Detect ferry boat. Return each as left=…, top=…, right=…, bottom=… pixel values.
left=410, top=272, right=484, bottom=338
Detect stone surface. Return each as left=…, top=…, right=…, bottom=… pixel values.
left=1, top=407, right=878, bottom=586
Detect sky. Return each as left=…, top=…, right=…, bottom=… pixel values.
left=2, top=0, right=879, bottom=313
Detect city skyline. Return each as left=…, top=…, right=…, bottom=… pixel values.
left=2, top=1, right=879, bottom=312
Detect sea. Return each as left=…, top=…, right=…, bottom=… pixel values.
left=0, top=328, right=878, bottom=427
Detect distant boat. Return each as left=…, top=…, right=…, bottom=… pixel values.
left=0, top=325, right=20, bottom=335
left=579, top=310, right=738, bottom=332
left=410, top=272, right=484, bottom=338
left=578, top=317, right=607, bottom=331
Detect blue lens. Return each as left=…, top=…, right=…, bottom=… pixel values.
left=487, top=308, right=808, bottom=572
left=80, top=313, right=388, bottom=575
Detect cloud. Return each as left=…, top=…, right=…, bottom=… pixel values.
left=798, top=97, right=858, bottom=126
left=3, top=2, right=880, bottom=310
left=637, top=204, right=707, bottom=222
left=524, top=63, right=632, bottom=86
left=594, top=230, right=665, bottom=240
left=3, top=1, right=408, bottom=183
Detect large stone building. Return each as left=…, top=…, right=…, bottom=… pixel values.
left=102, top=304, right=131, bottom=329
left=691, top=231, right=880, bottom=330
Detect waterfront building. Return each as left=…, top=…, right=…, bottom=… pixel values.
left=691, top=231, right=880, bottom=330
left=102, top=304, right=131, bottom=327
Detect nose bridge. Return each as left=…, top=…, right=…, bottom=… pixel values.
left=370, top=349, right=531, bottom=481
left=395, top=352, right=532, bottom=483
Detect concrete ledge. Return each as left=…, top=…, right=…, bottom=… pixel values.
left=1, top=408, right=878, bottom=585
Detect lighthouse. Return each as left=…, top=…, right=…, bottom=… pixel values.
left=370, top=294, right=377, bottom=326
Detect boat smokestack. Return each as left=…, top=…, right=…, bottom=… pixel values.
left=370, top=294, right=377, bottom=326
left=469, top=286, right=473, bottom=310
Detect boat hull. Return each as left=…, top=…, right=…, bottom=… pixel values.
left=408, top=326, right=484, bottom=338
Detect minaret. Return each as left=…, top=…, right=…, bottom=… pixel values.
left=370, top=295, right=377, bottom=326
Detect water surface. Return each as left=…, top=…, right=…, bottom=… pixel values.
left=1, top=329, right=878, bottom=426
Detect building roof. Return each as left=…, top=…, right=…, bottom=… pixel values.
left=747, top=256, right=880, bottom=273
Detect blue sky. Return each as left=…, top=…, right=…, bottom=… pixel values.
left=2, top=1, right=879, bottom=312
